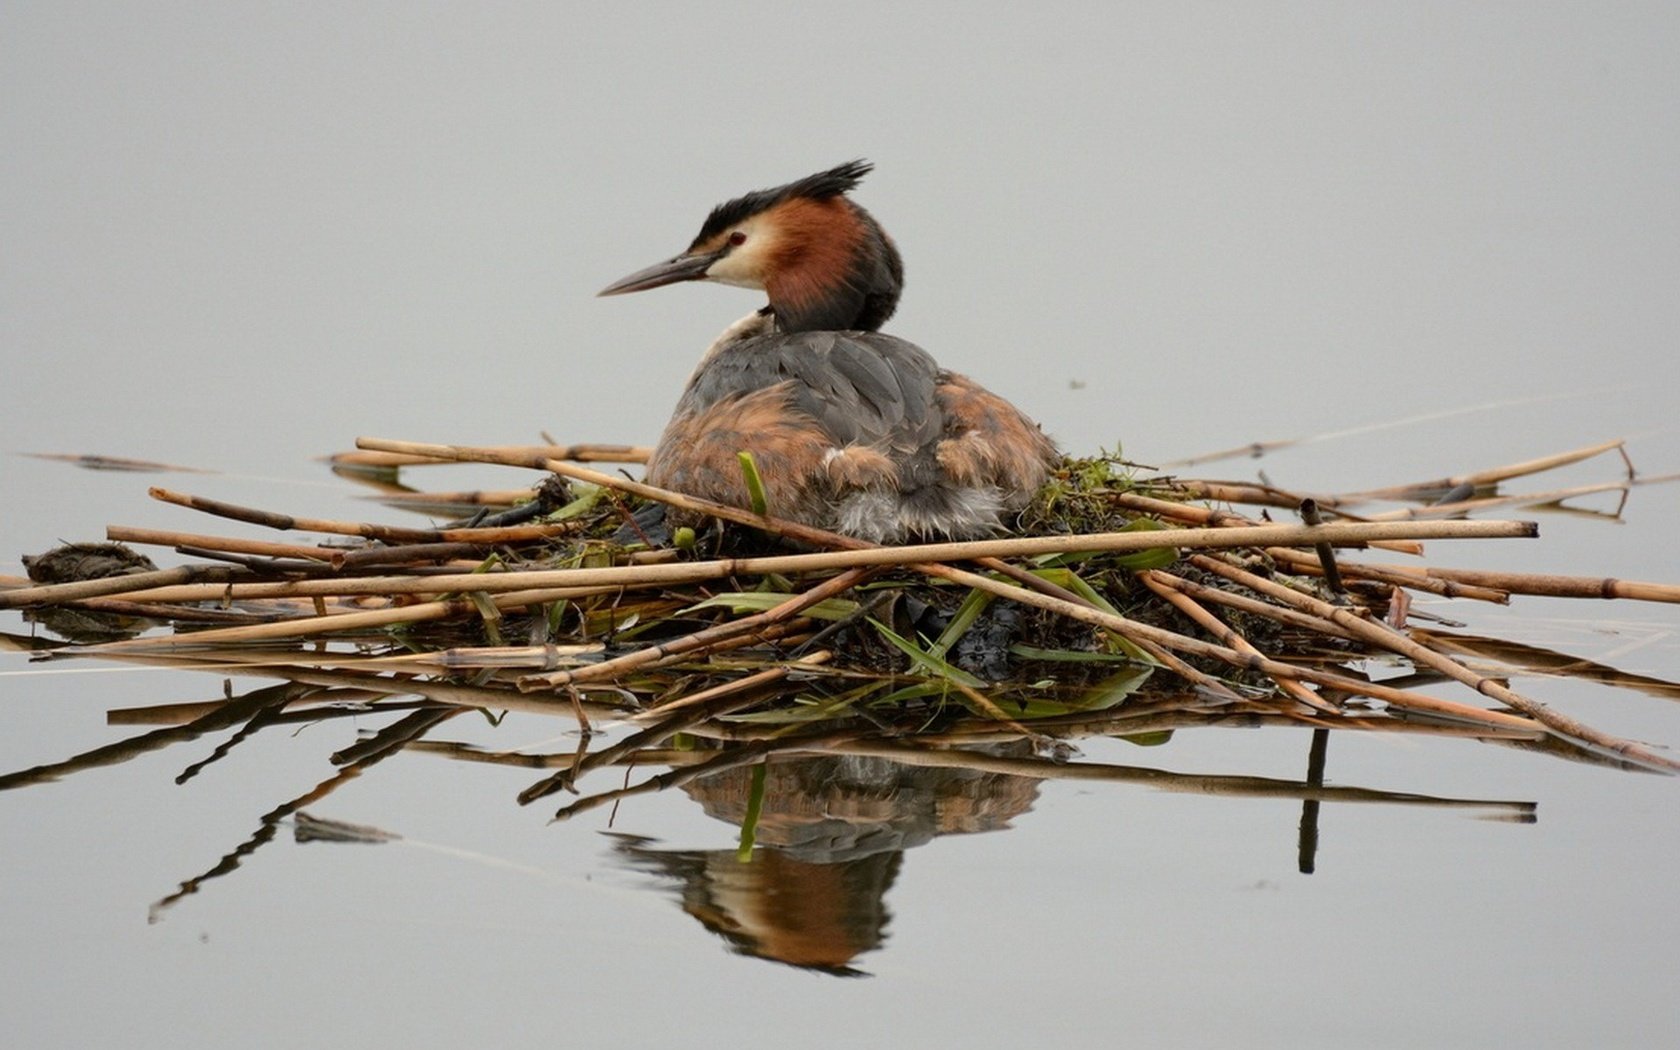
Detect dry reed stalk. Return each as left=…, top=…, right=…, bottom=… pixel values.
left=1140, top=568, right=1362, bottom=640
left=1363, top=479, right=1649, bottom=521
left=551, top=729, right=1535, bottom=815
left=374, top=489, right=539, bottom=508
left=355, top=437, right=1563, bottom=725
left=90, top=573, right=622, bottom=606
left=1154, top=399, right=1614, bottom=472
left=1108, top=491, right=1254, bottom=527
left=1137, top=571, right=1545, bottom=729
left=327, top=443, right=652, bottom=470
left=659, top=706, right=1538, bottom=749
left=45, top=597, right=286, bottom=625
left=1120, top=635, right=1248, bottom=703
left=105, top=527, right=347, bottom=563
left=1456, top=570, right=1678, bottom=605
left=356, top=436, right=1527, bottom=550
left=1188, top=554, right=1680, bottom=772
left=90, top=520, right=1535, bottom=610
left=1338, top=439, right=1630, bottom=502
left=146, top=487, right=578, bottom=544
left=626, top=619, right=817, bottom=674
left=72, top=584, right=624, bottom=652
left=637, top=651, right=834, bottom=720
left=1137, top=570, right=1337, bottom=714
left=351, top=439, right=1521, bottom=692
left=517, top=568, right=871, bottom=689
left=1320, top=563, right=1680, bottom=604
left=0, top=564, right=248, bottom=609
left=1265, top=548, right=1511, bottom=602
left=1109, top=491, right=1426, bottom=555
left=1169, top=479, right=1343, bottom=511
left=335, top=543, right=498, bottom=569
left=101, top=644, right=598, bottom=677
left=353, top=644, right=607, bottom=670
left=924, top=561, right=1542, bottom=733
left=107, top=526, right=489, bottom=572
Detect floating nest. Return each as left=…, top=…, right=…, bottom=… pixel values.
left=4, top=434, right=1679, bottom=816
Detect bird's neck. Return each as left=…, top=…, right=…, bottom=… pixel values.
left=764, top=202, right=903, bottom=333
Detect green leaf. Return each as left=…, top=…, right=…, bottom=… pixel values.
left=1109, top=517, right=1181, bottom=570
left=874, top=681, right=960, bottom=705
left=737, top=762, right=767, bottom=861
left=869, top=619, right=987, bottom=687
left=550, top=483, right=603, bottom=522
left=928, top=588, right=994, bottom=660
left=718, top=680, right=886, bottom=724
left=545, top=599, right=569, bottom=636
left=683, top=592, right=861, bottom=621
left=982, top=665, right=1154, bottom=718
left=1118, top=730, right=1173, bottom=747
left=465, top=590, right=504, bottom=647
left=737, top=451, right=770, bottom=516
left=1029, top=568, right=1155, bottom=663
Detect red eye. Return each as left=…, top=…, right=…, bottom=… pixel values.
left=728, top=230, right=747, bottom=247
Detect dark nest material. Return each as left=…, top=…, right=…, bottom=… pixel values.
left=5, top=434, right=1680, bottom=810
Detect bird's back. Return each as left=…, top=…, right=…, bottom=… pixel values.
left=647, top=325, right=1056, bottom=541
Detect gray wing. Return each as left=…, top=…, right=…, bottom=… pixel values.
left=676, top=331, right=944, bottom=452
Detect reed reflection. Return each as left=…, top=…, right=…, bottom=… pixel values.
left=11, top=638, right=1659, bottom=968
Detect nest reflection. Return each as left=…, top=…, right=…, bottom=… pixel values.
left=0, top=656, right=1574, bottom=973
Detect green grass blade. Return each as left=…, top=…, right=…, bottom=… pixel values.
left=683, top=592, right=861, bottom=621
left=736, top=762, right=767, bottom=861
left=869, top=618, right=987, bottom=687
left=737, top=452, right=770, bottom=516
left=928, top=588, right=994, bottom=660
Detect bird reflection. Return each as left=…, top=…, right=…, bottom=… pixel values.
left=0, top=666, right=1557, bottom=962
left=609, top=750, right=1041, bottom=974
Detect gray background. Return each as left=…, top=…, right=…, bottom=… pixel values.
left=3, top=4, right=1678, bottom=1048
left=5, top=3, right=1675, bottom=491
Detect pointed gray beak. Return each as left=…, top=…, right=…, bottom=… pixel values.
left=597, top=249, right=724, bottom=296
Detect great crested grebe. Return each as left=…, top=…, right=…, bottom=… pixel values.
left=600, top=160, right=1057, bottom=542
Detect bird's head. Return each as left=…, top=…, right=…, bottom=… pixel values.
left=599, top=160, right=903, bottom=332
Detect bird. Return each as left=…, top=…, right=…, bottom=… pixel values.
left=599, top=160, right=1058, bottom=543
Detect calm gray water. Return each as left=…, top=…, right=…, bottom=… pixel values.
left=4, top=4, right=1678, bottom=1047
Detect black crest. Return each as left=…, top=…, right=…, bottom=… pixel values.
left=690, top=160, right=873, bottom=249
